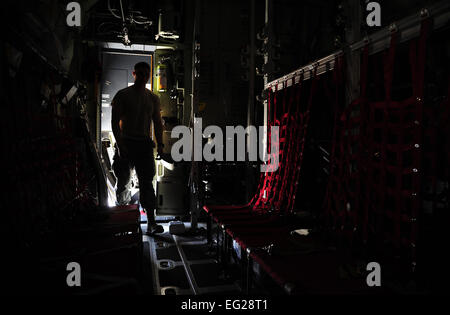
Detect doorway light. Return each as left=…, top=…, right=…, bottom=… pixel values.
left=128, top=82, right=151, bottom=90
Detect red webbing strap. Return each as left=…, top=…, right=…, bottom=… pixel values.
left=262, top=84, right=293, bottom=210
left=232, top=87, right=274, bottom=210
left=411, top=18, right=430, bottom=100
left=282, top=81, right=287, bottom=114
left=354, top=46, right=369, bottom=239
left=408, top=18, right=429, bottom=268
left=323, top=58, right=342, bottom=230
left=364, top=19, right=429, bottom=270
left=247, top=88, right=274, bottom=207
left=324, top=46, right=366, bottom=241
left=359, top=46, right=370, bottom=241
left=284, top=101, right=306, bottom=213
left=253, top=83, right=280, bottom=211
left=371, top=34, right=397, bottom=247
left=234, top=85, right=276, bottom=211
left=269, top=82, right=297, bottom=212
left=274, top=75, right=303, bottom=211
left=285, top=69, right=318, bottom=214
left=446, top=78, right=450, bottom=176
left=384, top=32, right=398, bottom=101
left=270, top=85, right=274, bottom=126
left=361, top=45, right=369, bottom=98
left=264, top=84, right=284, bottom=192
left=445, top=78, right=450, bottom=183
left=272, top=84, right=278, bottom=125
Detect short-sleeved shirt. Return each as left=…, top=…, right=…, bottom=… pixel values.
left=112, top=86, right=160, bottom=139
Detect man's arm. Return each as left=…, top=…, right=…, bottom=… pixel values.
left=152, top=95, right=164, bottom=154
left=111, top=93, right=123, bottom=153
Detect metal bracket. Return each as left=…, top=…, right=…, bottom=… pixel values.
left=363, top=35, right=370, bottom=45
left=389, top=23, right=398, bottom=33
left=420, top=8, right=429, bottom=19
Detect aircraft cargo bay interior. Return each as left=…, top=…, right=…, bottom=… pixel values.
left=2, top=0, right=450, bottom=300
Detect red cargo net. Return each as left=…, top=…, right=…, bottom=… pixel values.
left=204, top=70, right=319, bottom=218
left=203, top=82, right=283, bottom=215
left=364, top=20, right=430, bottom=270
left=442, top=79, right=450, bottom=192
left=324, top=47, right=367, bottom=244
left=283, top=72, right=318, bottom=214
left=273, top=75, right=304, bottom=212
left=323, top=18, right=450, bottom=273
left=254, top=71, right=318, bottom=214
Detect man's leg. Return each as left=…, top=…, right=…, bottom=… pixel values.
left=134, top=148, right=163, bottom=234
left=112, top=151, right=132, bottom=206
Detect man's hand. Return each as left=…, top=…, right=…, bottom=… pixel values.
left=117, top=139, right=128, bottom=158
left=157, top=143, right=164, bottom=156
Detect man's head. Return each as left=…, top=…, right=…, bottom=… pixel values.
left=133, top=62, right=151, bottom=86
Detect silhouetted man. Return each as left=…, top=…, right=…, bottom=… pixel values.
left=111, top=61, right=164, bottom=234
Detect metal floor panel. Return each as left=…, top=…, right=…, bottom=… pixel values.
left=142, top=222, right=240, bottom=295
left=156, top=246, right=182, bottom=261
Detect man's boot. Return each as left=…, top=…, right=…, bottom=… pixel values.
left=146, top=209, right=164, bottom=235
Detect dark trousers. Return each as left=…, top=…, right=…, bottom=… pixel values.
left=112, top=138, right=157, bottom=222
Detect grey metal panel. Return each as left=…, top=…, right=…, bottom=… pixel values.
left=102, top=68, right=128, bottom=97
left=156, top=180, right=188, bottom=215
left=102, top=53, right=152, bottom=71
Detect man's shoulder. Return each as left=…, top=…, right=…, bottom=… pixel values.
left=145, top=89, right=160, bottom=102
left=117, top=86, right=134, bottom=95
left=113, top=87, right=128, bottom=101
left=145, top=89, right=158, bottom=98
